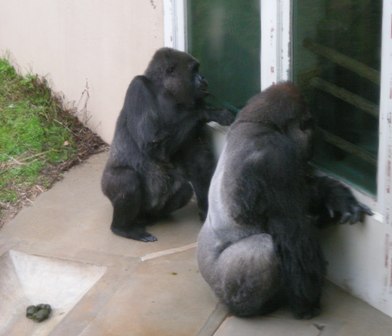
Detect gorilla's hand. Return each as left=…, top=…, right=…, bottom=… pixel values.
left=204, top=108, right=235, bottom=126
left=323, top=180, right=373, bottom=224
left=327, top=199, right=373, bottom=224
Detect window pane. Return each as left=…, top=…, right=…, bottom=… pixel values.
left=293, top=0, right=382, bottom=194
left=187, top=0, right=260, bottom=110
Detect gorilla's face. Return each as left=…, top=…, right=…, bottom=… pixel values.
left=163, top=57, right=209, bottom=104
left=191, top=63, right=209, bottom=99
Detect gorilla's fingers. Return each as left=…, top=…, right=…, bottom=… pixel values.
left=327, top=207, right=335, bottom=218
left=350, top=203, right=373, bottom=224
left=360, top=203, right=373, bottom=216
left=219, top=110, right=236, bottom=126
left=349, top=208, right=361, bottom=224
left=139, top=232, right=158, bottom=242
left=111, top=226, right=157, bottom=242
left=339, top=212, right=351, bottom=224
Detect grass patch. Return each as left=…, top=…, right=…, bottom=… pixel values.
left=0, top=58, right=107, bottom=226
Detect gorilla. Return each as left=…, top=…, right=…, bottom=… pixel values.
left=197, top=82, right=372, bottom=319
left=101, top=48, right=234, bottom=242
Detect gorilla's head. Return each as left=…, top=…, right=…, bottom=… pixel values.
left=238, top=82, right=315, bottom=160
left=144, top=48, right=208, bottom=105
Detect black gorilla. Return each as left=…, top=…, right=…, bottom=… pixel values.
left=197, top=82, right=372, bottom=319
left=101, top=48, right=234, bottom=242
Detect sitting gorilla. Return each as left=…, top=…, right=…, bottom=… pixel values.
left=197, top=82, right=372, bottom=319
left=101, top=48, right=234, bottom=242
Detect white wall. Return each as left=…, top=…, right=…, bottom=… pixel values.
left=0, top=0, right=164, bottom=144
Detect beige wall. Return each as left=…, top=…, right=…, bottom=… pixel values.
left=0, top=0, right=164, bottom=143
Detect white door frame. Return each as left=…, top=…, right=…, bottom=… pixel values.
left=260, top=0, right=291, bottom=89
left=378, top=0, right=392, bottom=223
left=163, top=0, right=187, bottom=51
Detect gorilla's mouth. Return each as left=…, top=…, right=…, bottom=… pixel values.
left=197, top=87, right=209, bottom=98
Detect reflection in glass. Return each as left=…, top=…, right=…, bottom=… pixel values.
left=187, top=0, right=260, bottom=110
left=293, top=0, right=382, bottom=194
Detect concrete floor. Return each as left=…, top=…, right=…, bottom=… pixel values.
left=1, top=152, right=392, bottom=336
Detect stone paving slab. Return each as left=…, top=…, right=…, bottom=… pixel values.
left=213, top=282, right=392, bottom=336
left=76, top=249, right=216, bottom=336
left=215, top=316, right=321, bottom=336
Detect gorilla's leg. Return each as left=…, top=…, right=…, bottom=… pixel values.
left=102, top=168, right=157, bottom=242
left=176, top=129, right=216, bottom=220
left=199, top=233, right=283, bottom=317
left=111, top=196, right=156, bottom=242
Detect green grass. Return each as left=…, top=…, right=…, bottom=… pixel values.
left=0, top=58, right=101, bottom=223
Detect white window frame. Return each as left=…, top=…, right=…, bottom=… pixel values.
left=378, top=0, right=392, bottom=224
left=260, top=0, right=291, bottom=89
left=163, top=0, right=187, bottom=51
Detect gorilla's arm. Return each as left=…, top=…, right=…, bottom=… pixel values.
left=124, top=76, right=171, bottom=162
left=174, top=128, right=215, bottom=220
left=308, top=175, right=373, bottom=227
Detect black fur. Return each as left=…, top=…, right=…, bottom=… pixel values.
left=101, top=48, right=234, bottom=242
left=197, top=82, right=372, bottom=318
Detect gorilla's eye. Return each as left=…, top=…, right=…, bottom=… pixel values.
left=166, top=65, right=176, bottom=75
left=191, top=63, right=200, bottom=73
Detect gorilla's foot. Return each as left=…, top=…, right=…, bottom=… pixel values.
left=111, top=225, right=158, bottom=242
